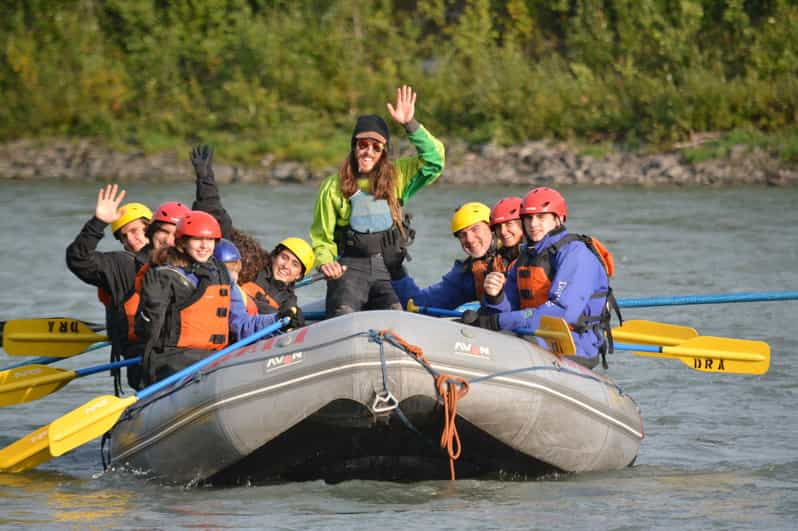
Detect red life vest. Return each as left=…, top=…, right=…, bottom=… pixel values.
left=119, top=263, right=150, bottom=342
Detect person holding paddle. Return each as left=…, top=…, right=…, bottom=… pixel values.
left=135, top=211, right=298, bottom=384
left=474, top=187, right=619, bottom=369
left=310, top=85, right=445, bottom=317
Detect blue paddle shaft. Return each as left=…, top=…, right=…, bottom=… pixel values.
left=618, top=290, right=798, bottom=308
left=136, top=317, right=288, bottom=401
left=75, top=357, right=142, bottom=377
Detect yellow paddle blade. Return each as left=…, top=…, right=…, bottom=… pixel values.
left=612, top=320, right=699, bottom=346
left=632, top=336, right=771, bottom=375
left=2, top=318, right=108, bottom=357
left=0, top=365, right=75, bottom=407
left=537, top=316, right=577, bottom=356
left=0, top=426, right=52, bottom=473
left=49, top=395, right=137, bottom=457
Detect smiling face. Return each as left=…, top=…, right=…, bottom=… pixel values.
left=456, top=221, right=493, bottom=258
left=118, top=218, right=149, bottom=253
left=523, top=213, right=561, bottom=243
left=355, top=138, right=385, bottom=173
left=151, top=223, right=177, bottom=250
left=185, top=237, right=216, bottom=263
left=272, top=249, right=304, bottom=283
left=495, top=219, right=524, bottom=249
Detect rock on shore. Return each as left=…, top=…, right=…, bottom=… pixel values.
left=1, top=138, right=795, bottom=186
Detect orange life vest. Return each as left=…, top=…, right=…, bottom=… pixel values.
left=97, top=287, right=111, bottom=307
left=242, top=281, right=280, bottom=311
left=156, top=266, right=232, bottom=351
left=121, top=263, right=150, bottom=342
left=517, top=234, right=614, bottom=309
left=237, top=284, right=259, bottom=316
left=467, top=252, right=512, bottom=302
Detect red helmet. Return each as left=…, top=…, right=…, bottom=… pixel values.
left=152, top=201, right=190, bottom=225
left=490, top=196, right=523, bottom=227
left=175, top=211, right=222, bottom=239
left=521, top=187, right=567, bottom=221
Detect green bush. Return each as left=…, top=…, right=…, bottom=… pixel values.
left=1, top=0, right=796, bottom=165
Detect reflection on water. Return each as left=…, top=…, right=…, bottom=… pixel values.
left=0, top=470, right=133, bottom=526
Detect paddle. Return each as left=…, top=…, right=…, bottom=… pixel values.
left=617, top=290, right=798, bottom=308
left=2, top=342, right=112, bottom=371
left=405, top=300, right=576, bottom=356
left=0, top=317, right=288, bottom=473
left=0, top=358, right=141, bottom=407
left=611, top=320, right=698, bottom=346
left=294, top=271, right=327, bottom=288
left=614, top=337, right=770, bottom=375
left=2, top=318, right=109, bottom=357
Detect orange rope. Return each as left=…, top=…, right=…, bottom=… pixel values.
left=436, top=374, right=470, bottom=480
left=378, top=329, right=430, bottom=366
left=376, top=329, right=470, bottom=480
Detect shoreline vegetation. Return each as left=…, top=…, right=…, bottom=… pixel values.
left=3, top=1, right=797, bottom=186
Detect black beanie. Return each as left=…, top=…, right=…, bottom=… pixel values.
left=351, top=115, right=390, bottom=146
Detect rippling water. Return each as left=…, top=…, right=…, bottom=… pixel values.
left=1, top=181, right=797, bottom=529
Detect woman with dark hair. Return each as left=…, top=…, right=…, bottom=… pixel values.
left=311, top=85, right=445, bottom=317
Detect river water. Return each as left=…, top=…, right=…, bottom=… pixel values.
left=1, top=181, right=796, bottom=529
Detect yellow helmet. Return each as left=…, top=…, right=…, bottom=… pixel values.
left=111, top=202, right=153, bottom=234
left=276, top=237, right=315, bottom=275
left=451, top=202, right=491, bottom=235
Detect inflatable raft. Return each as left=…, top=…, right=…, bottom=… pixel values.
left=107, top=311, right=643, bottom=484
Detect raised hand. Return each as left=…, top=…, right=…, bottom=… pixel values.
left=95, top=184, right=126, bottom=225
left=191, top=144, right=215, bottom=182
left=386, top=85, right=416, bottom=125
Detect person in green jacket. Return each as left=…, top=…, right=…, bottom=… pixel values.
left=310, top=85, right=445, bottom=317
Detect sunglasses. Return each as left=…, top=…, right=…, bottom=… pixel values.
left=356, top=139, right=385, bottom=153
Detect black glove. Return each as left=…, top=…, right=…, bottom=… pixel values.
left=277, top=302, right=305, bottom=329
left=191, top=144, right=215, bottom=182
left=382, top=230, right=407, bottom=280
left=460, top=309, right=500, bottom=331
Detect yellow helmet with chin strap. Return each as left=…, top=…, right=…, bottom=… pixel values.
left=111, top=202, right=153, bottom=234
left=451, top=202, right=491, bottom=235
left=275, top=237, right=315, bottom=275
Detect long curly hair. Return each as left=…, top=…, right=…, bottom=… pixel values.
left=231, top=228, right=271, bottom=284
left=339, top=148, right=405, bottom=236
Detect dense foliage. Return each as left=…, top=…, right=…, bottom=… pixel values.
left=2, top=0, right=797, bottom=165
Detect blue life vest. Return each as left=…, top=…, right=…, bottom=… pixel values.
left=348, top=190, right=394, bottom=234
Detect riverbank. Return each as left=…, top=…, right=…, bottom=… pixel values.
left=1, top=137, right=796, bottom=186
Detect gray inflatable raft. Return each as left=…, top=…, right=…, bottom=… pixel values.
left=108, top=311, right=643, bottom=484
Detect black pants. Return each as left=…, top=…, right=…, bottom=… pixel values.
left=325, top=254, right=402, bottom=317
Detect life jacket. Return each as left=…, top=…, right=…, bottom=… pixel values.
left=97, top=287, right=111, bottom=307
left=463, top=252, right=508, bottom=302
left=335, top=190, right=415, bottom=257
left=121, top=263, right=150, bottom=342
left=158, top=265, right=231, bottom=351
left=242, top=279, right=280, bottom=313
left=237, top=283, right=259, bottom=316
left=516, top=231, right=622, bottom=367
